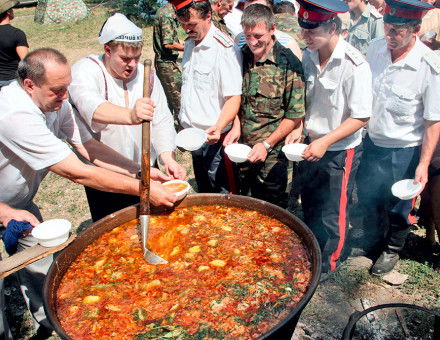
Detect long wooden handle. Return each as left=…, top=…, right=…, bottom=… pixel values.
left=140, top=59, right=152, bottom=216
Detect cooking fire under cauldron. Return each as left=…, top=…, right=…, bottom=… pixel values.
left=43, top=194, right=322, bottom=339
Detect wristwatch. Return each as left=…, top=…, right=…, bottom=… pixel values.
left=262, top=141, right=273, bottom=153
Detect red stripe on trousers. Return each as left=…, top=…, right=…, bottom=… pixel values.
left=329, top=148, right=355, bottom=271
left=223, top=152, right=237, bottom=194
left=219, top=133, right=237, bottom=194
left=408, top=196, right=418, bottom=225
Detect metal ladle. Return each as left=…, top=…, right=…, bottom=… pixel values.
left=139, top=59, right=167, bottom=265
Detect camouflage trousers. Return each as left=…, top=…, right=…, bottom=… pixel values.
left=238, top=148, right=289, bottom=208
left=155, top=59, right=182, bottom=119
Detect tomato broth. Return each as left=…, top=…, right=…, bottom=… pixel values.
left=57, top=206, right=312, bottom=340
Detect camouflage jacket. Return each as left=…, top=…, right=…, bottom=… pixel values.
left=240, top=40, right=305, bottom=148
left=153, top=3, right=181, bottom=61
left=212, top=11, right=231, bottom=37
left=274, top=13, right=306, bottom=50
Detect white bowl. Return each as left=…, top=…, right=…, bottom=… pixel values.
left=225, top=143, right=252, bottom=163
left=282, top=143, right=307, bottom=162
left=162, top=179, right=191, bottom=198
left=391, top=179, right=422, bottom=200
left=31, top=219, right=71, bottom=247
left=176, top=128, right=207, bottom=151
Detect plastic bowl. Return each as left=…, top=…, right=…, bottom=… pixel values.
left=282, top=143, right=307, bottom=162
left=225, top=143, right=252, bottom=163
left=162, top=180, right=191, bottom=198
left=176, top=128, right=207, bottom=151
left=32, top=219, right=71, bottom=247
left=391, top=179, right=422, bottom=200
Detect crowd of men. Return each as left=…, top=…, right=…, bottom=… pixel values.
left=0, top=0, right=439, bottom=337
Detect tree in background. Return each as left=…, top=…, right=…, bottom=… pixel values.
left=116, top=0, right=164, bottom=25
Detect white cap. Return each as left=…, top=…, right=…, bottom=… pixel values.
left=98, top=13, right=142, bottom=44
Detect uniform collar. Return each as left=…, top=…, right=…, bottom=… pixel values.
left=332, top=37, right=346, bottom=60
left=400, top=36, right=423, bottom=70
left=308, top=35, right=345, bottom=68
left=242, top=38, right=279, bottom=64
left=194, top=22, right=215, bottom=49
left=255, top=38, right=279, bottom=65
left=388, top=36, right=423, bottom=70
left=361, top=4, right=373, bottom=18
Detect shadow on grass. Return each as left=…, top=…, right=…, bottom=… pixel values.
left=4, top=274, right=34, bottom=339
left=401, top=227, right=440, bottom=270
left=331, top=263, right=377, bottom=298
left=76, top=219, right=93, bottom=234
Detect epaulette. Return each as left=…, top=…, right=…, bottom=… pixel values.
left=369, top=6, right=382, bottom=19
left=213, top=30, right=233, bottom=48
left=345, top=43, right=365, bottom=66
left=423, top=50, right=440, bottom=74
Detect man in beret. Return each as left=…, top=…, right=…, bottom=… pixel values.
left=286, top=0, right=372, bottom=279
left=173, top=0, right=243, bottom=194
left=0, top=0, right=28, bottom=88
left=357, top=0, right=440, bottom=275
left=69, top=13, right=185, bottom=221
left=237, top=3, right=304, bottom=208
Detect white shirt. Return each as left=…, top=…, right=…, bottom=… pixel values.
left=367, top=37, right=440, bottom=148
left=303, top=38, right=372, bottom=151
left=69, top=55, right=176, bottom=165
left=0, top=81, right=92, bottom=209
left=223, top=6, right=243, bottom=39
left=180, top=24, right=243, bottom=131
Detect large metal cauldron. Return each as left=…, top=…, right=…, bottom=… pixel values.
left=43, top=194, right=322, bottom=340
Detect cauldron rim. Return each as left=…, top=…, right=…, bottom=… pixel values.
left=43, top=194, right=322, bottom=340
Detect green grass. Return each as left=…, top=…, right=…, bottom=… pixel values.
left=333, top=264, right=378, bottom=297
left=13, top=5, right=155, bottom=63
left=15, top=7, right=109, bottom=48
left=398, top=259, right=440, bottom=306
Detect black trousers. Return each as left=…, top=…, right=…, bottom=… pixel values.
left=356, top=134, right=420, bottom=254
left=84, top=186, right=139, bottom=222
left=239, top=149, right=289, bottom=208
left=299, top=145, right=362, bottom=273
left=191, top=141, right=234, bottom=194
